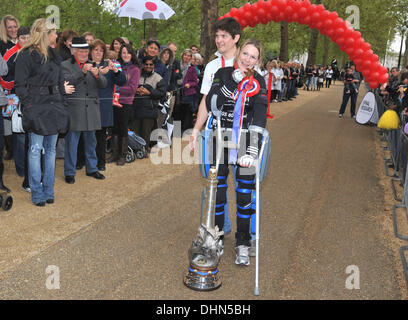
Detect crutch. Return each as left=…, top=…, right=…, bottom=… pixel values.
left=251, top=127, right=269, bottom=296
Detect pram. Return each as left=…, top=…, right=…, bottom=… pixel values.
left=126, top=130, right=148, bottom=163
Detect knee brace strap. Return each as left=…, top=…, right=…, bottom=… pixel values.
left=215, top=211, right=225, bottom=216
left=237, top=212, right=252, bottom=219
left=236, top=188, right=252, bottom=194
left=237, top=179, right=255, bottom=185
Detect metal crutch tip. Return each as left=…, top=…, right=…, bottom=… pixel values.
left=254, top=287, right=260, bottom=296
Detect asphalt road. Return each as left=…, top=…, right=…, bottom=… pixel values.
left=0, top=84, right=404, bottom=300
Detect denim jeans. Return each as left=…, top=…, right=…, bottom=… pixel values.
left=64, top=131, right=98, bottom=177
left=28, top=133, right=58, bottom=204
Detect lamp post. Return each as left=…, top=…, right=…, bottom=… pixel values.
left=398, top=25, right=408, bottom=69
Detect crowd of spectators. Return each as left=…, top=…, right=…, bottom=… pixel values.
left=0, top=14, right=337, bottom=206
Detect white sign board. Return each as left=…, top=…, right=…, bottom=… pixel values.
left=356, top=92, right=378, bottom=124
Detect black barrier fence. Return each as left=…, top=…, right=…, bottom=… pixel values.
left=374, top=86, right=408, bottom=289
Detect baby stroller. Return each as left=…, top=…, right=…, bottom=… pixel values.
left=126, top=130, right=148, bottom=163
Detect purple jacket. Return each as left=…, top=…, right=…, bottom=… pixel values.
left=182, top=65, right=198, bottom=97
left=118, top=63, right=140, bottom=105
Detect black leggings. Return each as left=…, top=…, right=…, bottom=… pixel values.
left=214, top=156, right=256, bottom=247
left=113, top=104, right=134, bottom=137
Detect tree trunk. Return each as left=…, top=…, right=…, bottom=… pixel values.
left=403, top=34, right=408, bottom=69
left=306, top=0, right=321, bottom=66
left=279, top=21, right=289, bottom=62
left=148, top=21, right=157, bottom=40
left=322, top=36, right=330, bottom=66
left=200, top=0, right=219, bottom=64
left=307, top=28, right=319, bottom=66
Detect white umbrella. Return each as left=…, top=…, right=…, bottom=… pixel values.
left=113, top=0, right=175, bottom=38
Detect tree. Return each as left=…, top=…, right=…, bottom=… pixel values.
left=280, top=21, right=289, bottom=62
left=200, top=0, right=218, bottom=63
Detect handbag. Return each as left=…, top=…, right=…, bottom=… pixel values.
left=11, top=102, right=24, bottom=133
left=2, top=93, right=19, bottom=118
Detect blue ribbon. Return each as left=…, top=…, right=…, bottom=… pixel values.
left=230, top=87, right=246, bottom=164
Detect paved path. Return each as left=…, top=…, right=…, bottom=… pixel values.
left=0, top=85, right=405, bottom=300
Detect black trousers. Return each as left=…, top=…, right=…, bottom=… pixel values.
left=271, top=90, right=279, bottom=101
left=95, top=128, right=108, bottom=166
left=133, top=118, right=156, bottom=148
left=113, top=104, right=134, bottom=137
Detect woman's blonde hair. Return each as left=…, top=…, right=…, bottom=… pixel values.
left=0, top=15, right=19, bottom=43
left=21, top=18, right=56, bottom=61
left=181, top=48, right=192, bottom=63
left=235, top=39, right=264, bottom=68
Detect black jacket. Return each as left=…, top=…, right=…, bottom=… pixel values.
left=15, top=47, right=69, bottom=135
left=0, top=40, right=14, bottom=56
left=134, top=70, right=166, bottom=119
left=206, top=67, right=268, bottom=158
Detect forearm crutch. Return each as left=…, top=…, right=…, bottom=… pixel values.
left=249, top=127, right=270, bottom=296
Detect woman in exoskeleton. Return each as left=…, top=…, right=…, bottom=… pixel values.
left=191, top=39, right=268, bottom=266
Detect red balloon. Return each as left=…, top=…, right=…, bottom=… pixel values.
left=354, top=58, right=364, bottom=65
left=284, top=6, right=294, bottom=21
left=380, top=73, right=389, bottom=83
left=230, top=8, right=239, bottom=17
left=362, top=60, right=372, bottom=69
left=303, top=15, right=312, bottom=25
left=321, top=10, right=331, bottom=20
left=244, top=11, right=253, bottom=20
left=346, top=38, right=355, bottom=47
left=371, top=72, right=380, bottom=81
left=326, top=28, right=336, bottom=38
left=270, top=5, right=279, bottom=17
left=371, top=54, right=379, bottom=63
left=362, top=42, right=371, bottom=51
left=334, top=17, right=345, bottom=28
left=336, top=37, right=346, bottom=45
left=329, top=11, right=338, bottom=20
left=352, top=31, right=362, bottom=40
left=369, top=82, right=379, bottom=89
left=323, top=19, right=333, bottom=29
left=244, top=3, right=252, bottom=11
left=277, top=0, right=287, bottom=10
left=292, top=12, right=300, bottom=22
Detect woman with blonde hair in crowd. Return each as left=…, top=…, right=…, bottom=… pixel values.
left=0, top=15, right=19, bottom=55
left=15, top=18, right=73, bottom=206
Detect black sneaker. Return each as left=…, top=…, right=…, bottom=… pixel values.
left=22, top=179, right=31, bottom=193
left=35, top=202, right=46, bottom=207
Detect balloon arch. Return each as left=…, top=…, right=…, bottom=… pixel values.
left=218, top=0, right=389, bottom=89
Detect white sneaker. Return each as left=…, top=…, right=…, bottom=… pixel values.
left=157, top=141, right=170, bottom=149
left=235, top=245, right=250, bottom=266
left=217, top=239, right=224, bottom=257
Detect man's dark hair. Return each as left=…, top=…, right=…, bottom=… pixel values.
left=142, top=55, right=155, bottom=64
left=214, top=17, right=242, bottom=42
left=146, top=40, right=160, bottom=50
left=401, top=72, right=408, bottom=82
left=17, top=26, right=30, bottom=37
left=118, top=43, right=139, bottom=67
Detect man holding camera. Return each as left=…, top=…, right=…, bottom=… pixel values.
left=61, top=37, right=107, bottom=184
left=338, top=65, right=361, bottom=119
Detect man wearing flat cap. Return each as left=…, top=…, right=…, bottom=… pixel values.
left=61, top=37, right=107, bottom=184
